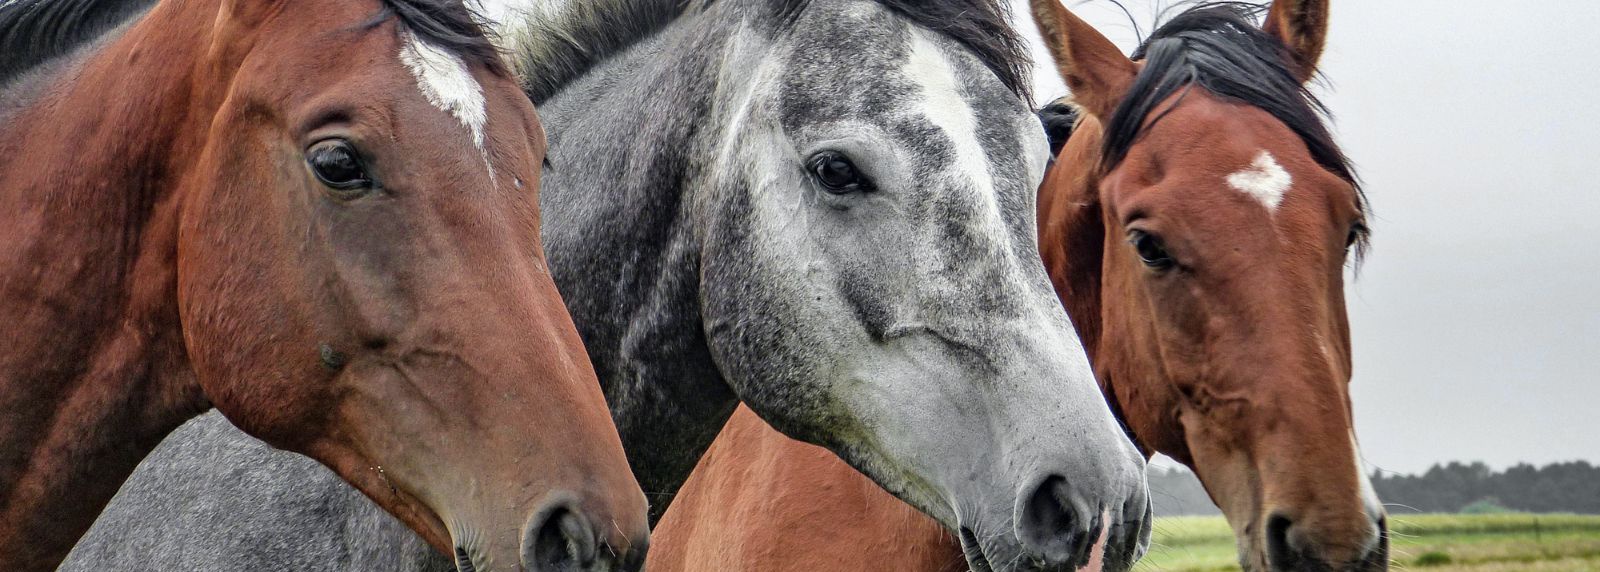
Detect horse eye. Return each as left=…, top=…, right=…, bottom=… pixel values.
left=807, top=151, right=873, bottom=194
left=307, top=139, right=371, bottom=194
left=1129, top=230, right=1174, bottom=270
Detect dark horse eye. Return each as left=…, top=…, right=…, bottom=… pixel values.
left=807, top=151, right=873, bottom=194
left=1129, top=230, right=1174, bottom=270
left=307, top=139, right=371, bottom=193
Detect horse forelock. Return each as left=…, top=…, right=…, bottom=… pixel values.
left=379, top=0, right=504, bottom=75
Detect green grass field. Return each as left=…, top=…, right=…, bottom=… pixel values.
left=1135, top=513, right=1600, bottom=571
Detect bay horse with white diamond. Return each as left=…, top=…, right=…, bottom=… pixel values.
left=648, top=1, right=1387, bottom=571
left=0, top=0, right=647, bottom=570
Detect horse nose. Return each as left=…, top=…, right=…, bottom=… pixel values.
left=1265, top=511, right=1388, bottom=571
left=1016, top=473, right=1152, bottom=570
left=518, top=495, right=647, bottom=572
left=1016, top=474, right=1103, bottom=568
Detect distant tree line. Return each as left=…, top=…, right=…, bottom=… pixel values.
left=1371, top=461, right=1600, bottom=514
left=1147, top=461, right=1600, bottom=516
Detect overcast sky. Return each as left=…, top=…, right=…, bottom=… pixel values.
left=485, top=1, right=1600, bottom=476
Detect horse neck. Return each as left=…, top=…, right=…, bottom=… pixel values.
left=536, top=12, right=742, bottom=522
left=0, top=2, right=237, bottom=567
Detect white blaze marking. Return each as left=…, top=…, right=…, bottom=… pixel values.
left=904, top=30, right=999, bottom=218
left=398, top=30, right=494, bottom=181
left=1226, top=150, right=1292, bottom=211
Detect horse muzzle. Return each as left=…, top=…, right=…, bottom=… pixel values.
left=1260, top=512, right=1389, bottom=572
left=452, top=492, right=648, bottom=572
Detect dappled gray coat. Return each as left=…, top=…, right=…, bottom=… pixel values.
left=62, top=413, right=447, bottom=571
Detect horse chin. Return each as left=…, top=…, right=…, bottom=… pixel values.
left=958, top=524, right=1096, bottom=572
left=373, top=480, right=454, bottom=554
left=310, top=443, right=455, bottom=554
left=1234, top=534, right=1272, bottom=572
left=958, top=526, right=999, bottom=572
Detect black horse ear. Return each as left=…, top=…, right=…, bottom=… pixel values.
left=1263, top=0, right=1330, bottom=84
left=1037, top=98, right=1080, bottom=158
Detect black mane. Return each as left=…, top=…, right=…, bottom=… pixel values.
left=1102, top=2, right=1367, bottom=245
left=512, top=0, right=1032, bottom=105
left=0, top=0, right=154, bottom=86
left=0, top=0, right=501, bottom=88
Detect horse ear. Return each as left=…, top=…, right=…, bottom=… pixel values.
left=1029, top=0, right=1137, bottom=121
left=1263, top=0, right=1330, bottom=83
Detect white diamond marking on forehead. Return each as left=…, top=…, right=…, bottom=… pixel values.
left=1227, top=150, right=1292, bottom=212
left=398, top=30, right=494, bottom=181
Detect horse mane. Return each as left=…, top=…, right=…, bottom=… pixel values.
left=0, top=0, right=502, bottom=89
left=505, top=0, right=694, bottom=105
left=1103, top=2, right=1369, bottom=251
left=506, top=0, right=1032, bottom=105
left=0, top=0, right=154, bottom=86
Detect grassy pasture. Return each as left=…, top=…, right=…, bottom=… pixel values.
left=1135, top=513, right=1600, bottom=571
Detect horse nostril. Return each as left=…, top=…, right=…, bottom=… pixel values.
left=1265, top=512, right=1302, bottom=569
left=523, top=505, right=598, bottom=572
left=1017, top=475, right=1094, bottom=567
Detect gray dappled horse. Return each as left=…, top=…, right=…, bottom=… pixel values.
left=66, top=0, right=1151, bottom=570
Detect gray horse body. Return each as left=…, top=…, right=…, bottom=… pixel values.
left=61, top=414, right=442, bottom=571
left=66, top=0, right=1152, bottom=569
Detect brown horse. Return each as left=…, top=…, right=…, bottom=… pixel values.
left=0, top=0, right=647, bottom=570
left=649, top=1, right=1385, bottom=571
